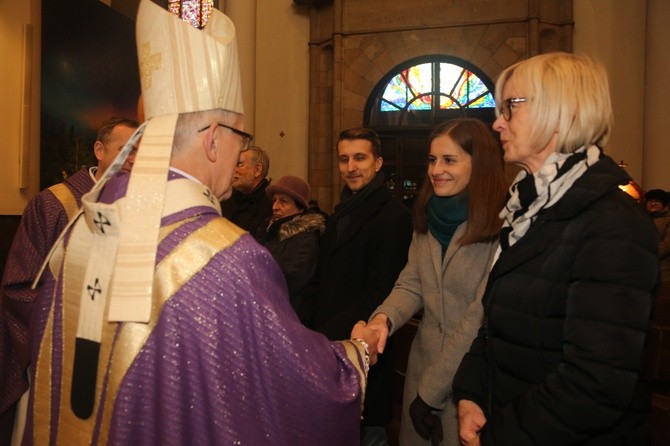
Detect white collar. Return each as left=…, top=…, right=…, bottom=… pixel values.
left=169, top=166, right=203, bottom=185
left=89, top=166, right=98, bottom=183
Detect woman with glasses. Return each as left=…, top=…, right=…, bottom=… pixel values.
left=453, top=52, right=659, bottom=445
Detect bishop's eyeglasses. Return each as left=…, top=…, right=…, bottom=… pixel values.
left=499, top=97, right=527, bottom=121
left=198, top=123, right=253, bottom=152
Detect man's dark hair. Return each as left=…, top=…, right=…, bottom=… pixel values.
left=337, top=127, right=382, bottom=158
left=96, top=117, right=139, bottom=144
left=646, top=189, right=669, bottom=207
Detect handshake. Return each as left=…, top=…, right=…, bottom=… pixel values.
left=349, top=313, right=391, bottom=366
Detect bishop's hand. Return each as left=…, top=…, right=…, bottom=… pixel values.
left=350, top=320, right=380, bottom=365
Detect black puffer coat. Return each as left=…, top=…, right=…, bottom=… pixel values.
left=264, top=211, right=325, bottom=323
left=453, top=156, right=659, bottom=445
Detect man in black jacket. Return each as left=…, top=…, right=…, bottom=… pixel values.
left=220, top=146, right=272, bottom=240
left=308, top=127, right=413, bottom=445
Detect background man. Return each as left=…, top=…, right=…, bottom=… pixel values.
left=646, top=188, right=670, bottom=283
left=0, top=2, right=378, bottom=444
left=92, top=117, right=139, bottom=180
left=307, top=126, right=414, bottom=445
left=0, top=116, right=138, bottom=442
left=220, top=145, right=272, bottom=240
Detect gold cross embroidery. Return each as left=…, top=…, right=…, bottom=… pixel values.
left=139, top=42, right=162, bottom=89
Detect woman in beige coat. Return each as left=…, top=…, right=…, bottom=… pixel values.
left=369, top=118, right=507, bottom=445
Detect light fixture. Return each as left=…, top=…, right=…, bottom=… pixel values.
left=617, top=160, right=644, bottom=202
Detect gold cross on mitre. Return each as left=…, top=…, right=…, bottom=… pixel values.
left=139, top=42, right=162, bottom=89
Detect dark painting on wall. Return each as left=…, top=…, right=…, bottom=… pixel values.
left=41, top=0, right=140, bottom=190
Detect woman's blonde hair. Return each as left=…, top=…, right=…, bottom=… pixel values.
left=496, top=52, right=613, bottom=154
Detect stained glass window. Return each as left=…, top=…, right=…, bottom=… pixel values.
left=380, top=62, right=494, bottom=112
left=168, top=0, right=214, bottom=29
left=367, top=56, right=495, bottom=126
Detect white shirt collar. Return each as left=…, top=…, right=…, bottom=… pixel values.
left=89, top=166, right=98, bottom=183
left=169, top=166, right=203, bottom=185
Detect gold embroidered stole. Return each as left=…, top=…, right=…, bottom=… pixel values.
left=338, top=341, right=369, bottom=413
left=48, top=183, right=80, bottom=222
left=32, top=198, right=242, bottom=444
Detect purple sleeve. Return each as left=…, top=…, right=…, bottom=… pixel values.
left=0, top=190, right=69, bottom=414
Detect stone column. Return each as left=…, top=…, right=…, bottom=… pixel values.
left=223, top=0, right=256, bottom=133
left=642, top=0, right=670, bottom=190
left=574, top=0, right=646, bottom=185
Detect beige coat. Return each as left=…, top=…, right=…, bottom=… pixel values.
left=372, top=223, right=497, bottom=446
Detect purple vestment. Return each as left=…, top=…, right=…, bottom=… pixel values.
left=0, top=167, right=95, bottom=418
left=20, top=172, right=366, bottom=445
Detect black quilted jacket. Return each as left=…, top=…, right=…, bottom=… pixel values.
left=453, top=155, right=659, bottom=445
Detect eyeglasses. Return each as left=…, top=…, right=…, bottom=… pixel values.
left=198, top=123, right=253, bottom=152
left=499, top=97, right=527, bottom=121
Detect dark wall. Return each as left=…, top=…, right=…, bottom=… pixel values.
left=2, top=0, right=140, bottom=278
left=111, top=0, right=141, bottom=20
left=0, top=217, right=21, bottom=279
left=41, top=0, right=140, bottom=189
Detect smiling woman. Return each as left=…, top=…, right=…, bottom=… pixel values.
left=427, top=134, right=472, bottom=198
left=367, top=118, right=507, bottom=446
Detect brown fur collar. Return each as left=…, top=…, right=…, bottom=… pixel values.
left=278, top=212, right=326, bottom=241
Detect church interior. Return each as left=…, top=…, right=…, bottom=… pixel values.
left=1, top=0, right=669, bottom=444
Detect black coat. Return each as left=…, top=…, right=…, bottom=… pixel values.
left=264, top=211, right=325, bottom=323
left=220, top=179, right=272, bottom=241
left=308, top=182, right=413, bottom=426
left=453, top=156, right=659, bottom=445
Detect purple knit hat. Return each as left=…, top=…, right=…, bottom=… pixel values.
left=266, top=175, right=310, bottom=209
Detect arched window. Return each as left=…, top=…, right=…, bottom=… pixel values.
left=168, top=0, right=214, bottom=29
left=364, top=55, right=496, bottom=208
left=365, top=55, right=496, bottom=127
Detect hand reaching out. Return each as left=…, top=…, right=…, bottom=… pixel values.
left=458, top=400, right=486, bottom=446
left=350, top=321, right=380, bottom=365
left=366, top=313, right=390, bottom=354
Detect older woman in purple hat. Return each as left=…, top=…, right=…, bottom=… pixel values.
left=263, top=175, right=326, bottom=323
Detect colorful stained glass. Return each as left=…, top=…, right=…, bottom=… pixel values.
left=381, top=63, right=433, bottom=112
left=440, top=64, right=494, bottom=109
left=168, top=1, right=180, bottom=16
left=380, top=60, right=494, bottom=113
left=167, top=0, right=214, bottom=29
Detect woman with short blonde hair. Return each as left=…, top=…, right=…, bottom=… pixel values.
left=453, top=52, right=658, bottom=445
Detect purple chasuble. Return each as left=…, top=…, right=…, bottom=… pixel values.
left=0, top=167, right=95, bottom=417
left=22, top=172, right=367, bottom=445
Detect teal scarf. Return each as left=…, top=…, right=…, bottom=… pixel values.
left=427, top=192, right=468, bottom=256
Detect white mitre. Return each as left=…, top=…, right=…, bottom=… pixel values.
left=66, top=0, right=244, bottom=328
left=136, top=0, right=243, bottom=117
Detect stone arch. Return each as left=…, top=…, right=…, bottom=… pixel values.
left=303, top=1, right=575, bottom=211
left=363, top=54, right=496, bottom=127
left=340, top=29, right=526, bottom=130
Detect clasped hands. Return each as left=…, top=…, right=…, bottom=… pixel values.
left=350, top=313, right=391, bottom=366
